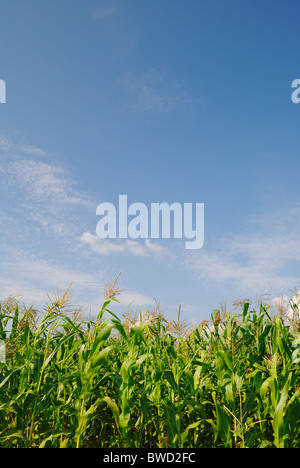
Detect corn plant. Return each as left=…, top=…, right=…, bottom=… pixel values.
left=1, top=289, right=300, bottom=448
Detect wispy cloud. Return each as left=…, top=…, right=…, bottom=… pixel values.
left=187, top=245, right=298, bottom=293
left=91, top=5, right=118, bottom=20
left=119, top=290, right=155, bottom=308
left=0, top=246, right=158, bottom=316
left=3, top=158, right=91, bottom=208
left=119, top=71, right=192, bottom=115
left=185, top=203, right=300, bottom=296
left=80, top=231, right=171, bottom=258
left=0, top=136, right=47, bottom=158
left=0, top=136, right=178, bottom=316
left=0, top=137, right=94, bottom=240
left=0, top=247, right=104, bottom=306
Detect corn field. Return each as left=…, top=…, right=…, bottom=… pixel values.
left=1, top=290, right=300, bottom=448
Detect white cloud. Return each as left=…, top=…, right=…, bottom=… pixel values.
left=0, top=136, right=92, bottom=210
left=0, top=136, right=47, bottom=158
left=184, top=202, right=300, bottom=298
left=0, top=138, right=94, bottom=242
left=1, top=252, right=100, bottom=290
left=0, top=136, right=177, bottom=318
left=3, top=158, right=91, bottom=208
left=0, top=248, right=159, bottom=317
left=0, top=249, right=105, bottom=310
left=186, top=229, right=300, bottom=296
left=81, top=232, right=126, bottom=255
left=19, top=145, right=47, bottom=158
left=120, top=71, right=191, bottom=114
left=144, top=239, right=168, bottom=256
left=119, top=290, right=155, bottom=308
left=80, top=231, right=170, bottom=258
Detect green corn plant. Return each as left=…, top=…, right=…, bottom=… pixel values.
left=1, top=288, right=300, bottom=448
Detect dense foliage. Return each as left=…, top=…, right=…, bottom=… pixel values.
left=1, top=292, right=300, bottom=448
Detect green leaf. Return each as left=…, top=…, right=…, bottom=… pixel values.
left=39, top=431, right=71, bottom=448
left=167, top=346, right=178, bottom=360
left=103, top=396, right=120, bottom=428
left=181, top=420, right=202, bottom=445
left=91, top=345, right=114, bottom=368
left=164, top=370, right=178, bottom=391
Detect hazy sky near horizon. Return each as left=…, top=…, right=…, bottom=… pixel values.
left=1, top=0, right=300, bottom=322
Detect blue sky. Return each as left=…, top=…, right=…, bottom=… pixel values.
left=1, top=0, right=300, bottom=323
